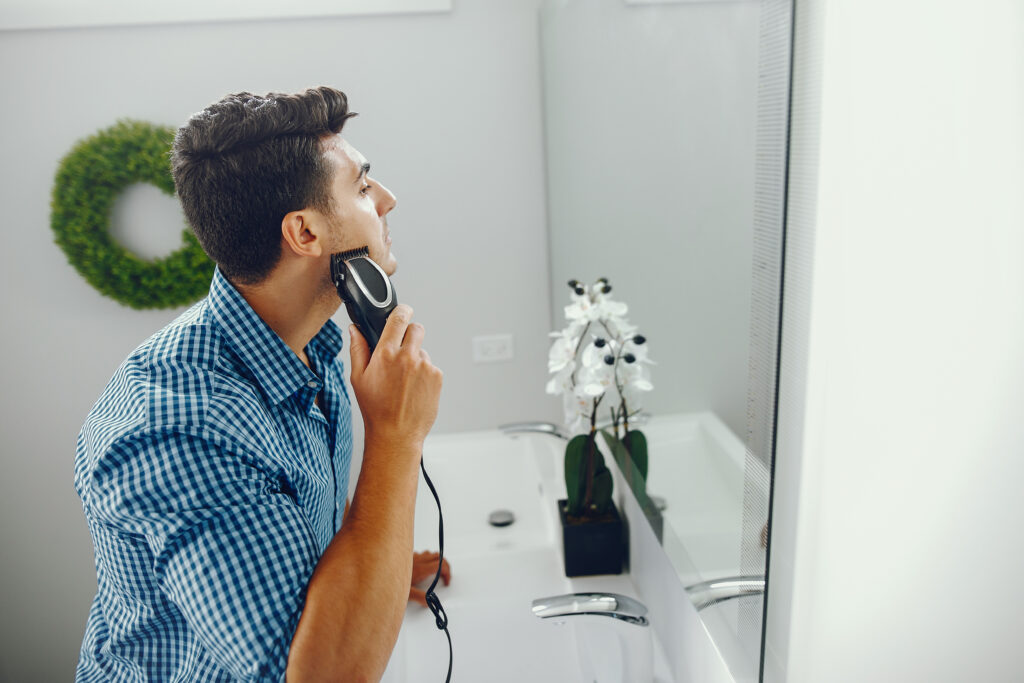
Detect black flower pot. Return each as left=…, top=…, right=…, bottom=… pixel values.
left=558, top=499, right=625, bottom=577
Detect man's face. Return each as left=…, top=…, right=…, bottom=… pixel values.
left=321, top=135, right=398, bottom=276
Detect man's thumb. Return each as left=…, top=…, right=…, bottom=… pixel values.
left=348, top=325, right=370, bottom=378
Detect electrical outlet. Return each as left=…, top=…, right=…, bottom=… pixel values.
left=472, top=334, right=514, bottom=363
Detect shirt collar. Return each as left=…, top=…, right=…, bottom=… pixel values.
left=208, top=268, right=344, bottom=406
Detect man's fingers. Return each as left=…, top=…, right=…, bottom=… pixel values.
left=377, top=304, right=413, bottom=351
left=411, top=551, right=451, bottom=587
left=440, top=558, right=451, bottom=585
left=413, top=554, right=451, bottom=586
left=348, top=325, right=370, bottom=380
left=409, top=587, right=428, bottom=608
left=402, top=322, right=425, bottom=355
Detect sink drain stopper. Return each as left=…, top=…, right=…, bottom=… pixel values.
left=488, top=510, right=515, bottom=527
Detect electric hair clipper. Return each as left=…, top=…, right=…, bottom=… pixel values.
left=330, top=247, right=397, bottom=352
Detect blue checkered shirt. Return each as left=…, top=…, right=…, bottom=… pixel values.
left=74, top=268, right=353, bottom=682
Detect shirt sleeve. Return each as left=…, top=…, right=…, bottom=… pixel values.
left=87, top=426, right=320, bottom=682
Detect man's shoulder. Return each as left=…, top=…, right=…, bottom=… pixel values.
left=89, top=300, right=261, bottom=436
left=144, top=299, right=222, bottom=369
left=76, top=301, right=279, bottom=506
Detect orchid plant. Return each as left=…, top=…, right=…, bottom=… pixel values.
left=546, top=278, right=654, bottom=520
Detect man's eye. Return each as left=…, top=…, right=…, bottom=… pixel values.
left=360, top=184, right=372, bottom=195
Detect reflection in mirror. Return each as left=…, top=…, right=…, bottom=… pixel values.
left=540, top=0, right=790, bottom=680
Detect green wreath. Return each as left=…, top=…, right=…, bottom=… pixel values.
left=50, top=120, right=214, bottom=310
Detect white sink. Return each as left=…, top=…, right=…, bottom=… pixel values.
left=380, top=430, right=673, bottom=683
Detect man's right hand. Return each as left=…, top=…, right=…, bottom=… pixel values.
left=347, top=304, right=443, bottom=454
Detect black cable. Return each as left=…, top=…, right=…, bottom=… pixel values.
left=420, top=457, right=452, bottom=683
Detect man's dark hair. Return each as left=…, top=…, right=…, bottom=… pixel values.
left=171, top=87, right=356, bottom=284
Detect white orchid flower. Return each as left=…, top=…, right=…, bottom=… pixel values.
left=619, top=361, right=654, bottom=405
left=564, top=297, right=601, bottom=324
left=547, top=277, right=653, bottom=433
left=576, top=352, right=616, bottom=398
left=580, top=337, right=615, bottom=369
left=604, top=317, right=637, bottom=339
left=547, top=329, right=579, bottom=373
left=546, top=363, right=574, bottom=395
left=622, top=336, right=655, bottom=365
left=563, top=392, right=592, bottom=435
left=599, top=299, right=629, bottom=319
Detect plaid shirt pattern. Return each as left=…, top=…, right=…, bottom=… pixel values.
left=74, top=268, right=353, bottom=682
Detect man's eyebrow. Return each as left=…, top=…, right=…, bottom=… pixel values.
left=354, top=162, right=371, bottom=184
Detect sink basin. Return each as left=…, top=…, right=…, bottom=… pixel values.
left=380, top=430, right=672, bottom=683
left=413, top=430, right=558, bottom=555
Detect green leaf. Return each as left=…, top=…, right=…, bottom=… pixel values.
left=591, top=467, right=613, bottom=515
left=601, top=429, right=649, bottom=498
left=623, top=430, right=649, bottom=482
left=564, top=434, right=589, bottom=516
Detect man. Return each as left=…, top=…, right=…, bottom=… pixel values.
left=74, top=86, right=448, bottom=681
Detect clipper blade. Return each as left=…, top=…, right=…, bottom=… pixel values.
left=330, top=246, right=370, bottom=285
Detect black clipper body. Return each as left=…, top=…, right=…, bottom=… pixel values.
left=330, top=247, right=397, bottom=352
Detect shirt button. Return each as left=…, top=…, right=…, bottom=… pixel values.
left=307, top=380, right=318, bottom=389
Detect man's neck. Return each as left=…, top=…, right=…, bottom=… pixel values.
left=233, top=268, right=338, bottom=369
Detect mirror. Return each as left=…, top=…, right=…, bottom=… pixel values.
left=539, top=0, right=790, bottom=679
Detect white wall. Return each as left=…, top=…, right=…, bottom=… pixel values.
left=766, top=1, right=1024, bottom=681
left=0, top=2, right=556, bottom=678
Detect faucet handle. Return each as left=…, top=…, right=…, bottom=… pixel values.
left=534, top=592, right=654, bottom=682
left=531, top=592, right=649, bottom=626
left=685, top=575, right=765, bottom=611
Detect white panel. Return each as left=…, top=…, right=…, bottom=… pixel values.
left=0, top=0, right=452, bottom=31
left=770, top=0, right=1024, bottom=681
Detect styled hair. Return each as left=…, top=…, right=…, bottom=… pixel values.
left=171, top=87, right=357, bottom=284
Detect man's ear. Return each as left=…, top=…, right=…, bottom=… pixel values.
left=281, top=210, right=324, bottom=258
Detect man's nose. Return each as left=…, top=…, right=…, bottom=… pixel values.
left=376, top=182, right=397, bottom=216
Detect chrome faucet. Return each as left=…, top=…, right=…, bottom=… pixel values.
left=531, top=592, right=650, bottom=626
left=685, top=575, right=765, bottom=611
left=500, top=413, right=650, bottom=441
left=532, top=593, right=652, bottom=683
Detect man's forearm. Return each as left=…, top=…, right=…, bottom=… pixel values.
left=286, top=435, right=421, bottom=681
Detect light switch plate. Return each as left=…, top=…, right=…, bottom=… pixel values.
left=472, top=334, right=514, bottom=363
